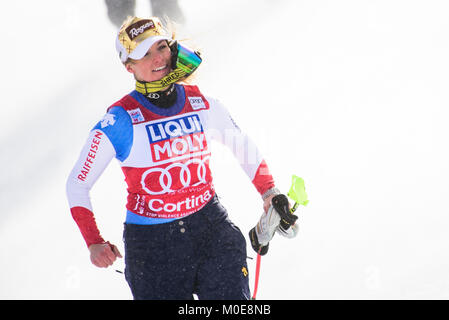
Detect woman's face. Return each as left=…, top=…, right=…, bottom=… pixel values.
left=126, top=40, right=172, bottom=82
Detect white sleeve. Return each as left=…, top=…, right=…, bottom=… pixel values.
left=203, top=96, right=272, bottom=190
left=66, top=129, right=116, bottom=211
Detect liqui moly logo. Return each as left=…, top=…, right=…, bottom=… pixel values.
left=145, top=114, right=208, bottom=162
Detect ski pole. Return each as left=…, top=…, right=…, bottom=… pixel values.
left=251, top=175, right=308, bottom=300
left=251, top=252, right=262, bottom=300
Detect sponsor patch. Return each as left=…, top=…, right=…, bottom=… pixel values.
left=127, top=108, right=145, bottom=124
left=188, top=96, right=207, bottom=110
left=125, top=19, right=155, bottom=40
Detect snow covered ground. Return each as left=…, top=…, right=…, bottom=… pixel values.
left=1, top=0, right=449, bottom=299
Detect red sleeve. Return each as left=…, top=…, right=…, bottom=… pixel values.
left=70, top=206, right=105, bottom=248
left=252, top=160, right=275, bottom=196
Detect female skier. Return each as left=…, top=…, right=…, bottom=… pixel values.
left=66, top=16, right=297, bottom=300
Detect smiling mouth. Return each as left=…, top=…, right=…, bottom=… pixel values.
left=153, top=65, right=167, bottom=72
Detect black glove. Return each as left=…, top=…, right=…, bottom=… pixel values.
left=249, top=194, right=298, bottom=256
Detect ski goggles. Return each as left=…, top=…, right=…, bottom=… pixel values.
left=175, top=42, right=202, bottom=74
left=135, top=42, right=202, bottom=94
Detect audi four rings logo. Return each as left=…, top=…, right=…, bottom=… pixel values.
left=140, top=156, right=211, bottom=195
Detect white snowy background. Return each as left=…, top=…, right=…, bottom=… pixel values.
left=1, top=0, right=449, bottom=299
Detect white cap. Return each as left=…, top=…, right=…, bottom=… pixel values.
left=115, top=17, right=170, bottom=63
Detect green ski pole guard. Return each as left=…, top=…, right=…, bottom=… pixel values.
left=287, top=175, right=309, bottom=213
